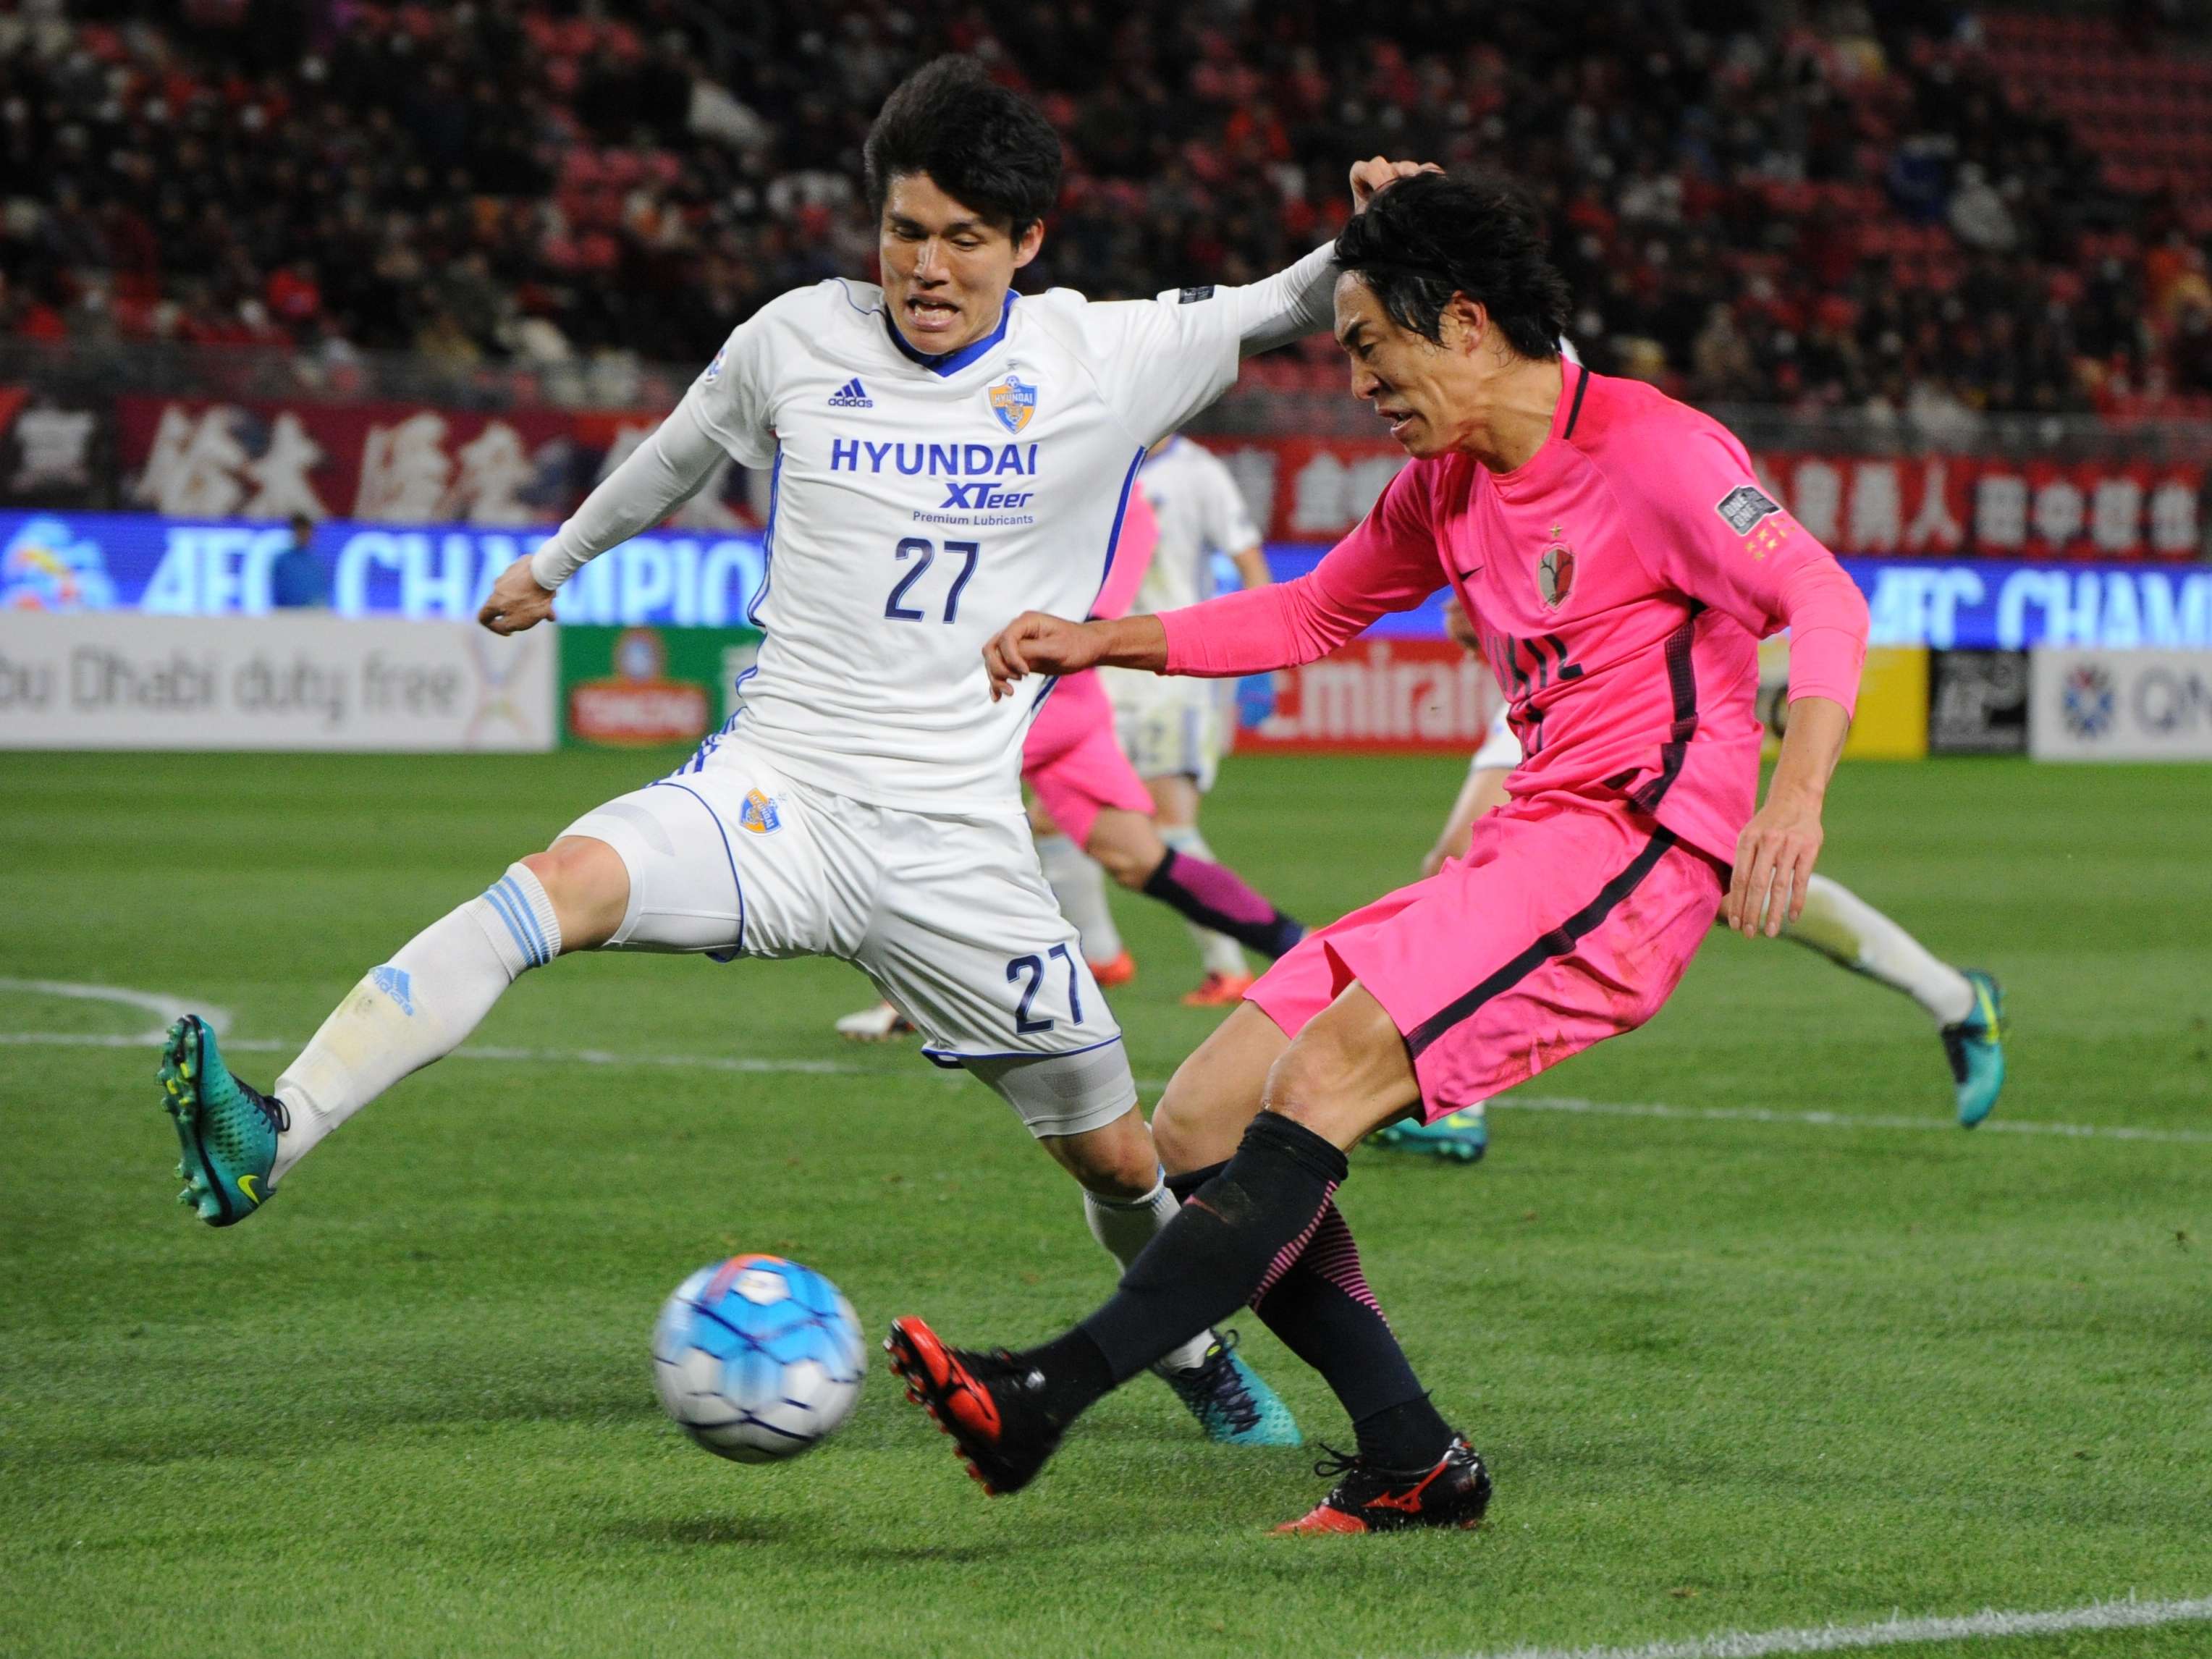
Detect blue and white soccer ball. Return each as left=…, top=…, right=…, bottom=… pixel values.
left=651, top=1254, right=866, bottom=1462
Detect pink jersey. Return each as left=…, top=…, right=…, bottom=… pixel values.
left=1159, top=365, right=1868, bottom=866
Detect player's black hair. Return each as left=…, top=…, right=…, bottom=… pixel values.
left=863, top=56, right=1062, bottom=239
left=1334, top=172, right=1572, bottom=360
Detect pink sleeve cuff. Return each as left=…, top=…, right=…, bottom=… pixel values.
left=1784, top=625, right=1866, bottom=719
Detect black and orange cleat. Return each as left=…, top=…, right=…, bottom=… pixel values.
left=1273, top=1438, right=1493, bottom=1534
left=884, top=1317, right=1067, bottom=1496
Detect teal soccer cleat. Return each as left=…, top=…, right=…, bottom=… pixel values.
left=1158, top=1331, right=1302, bottom=1447
left=160, top=1015, right=287, bottom=1225
left=1370, top=1105, right=1488, bottom=1163
left=1942, top=970, right=2007, bottom=1129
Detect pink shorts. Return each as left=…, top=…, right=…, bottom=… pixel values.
left=1021, top=669, right=1155, bottom=849
left=1248, top=792, right=1725, bottom=1120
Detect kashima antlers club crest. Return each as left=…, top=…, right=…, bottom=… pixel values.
left=1537, top=526, right=1576, bottom=609
left=987, top=373, right=1037, bottom=434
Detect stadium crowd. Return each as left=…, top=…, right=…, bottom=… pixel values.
left=1, top=0, right=2208, bottom=421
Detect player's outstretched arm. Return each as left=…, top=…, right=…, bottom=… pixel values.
left=984, top=613, right=1165, bottom=701
left=478, top=396, right=726, bottom=635
left=1726, top=694, right=1849, bottom=938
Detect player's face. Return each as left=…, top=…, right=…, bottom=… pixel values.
left=1333, top=274, right=1478, bottom=460
left=879, top=172, right=1043, bottom=355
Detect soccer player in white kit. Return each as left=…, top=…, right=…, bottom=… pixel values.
left=156, top=56, right=1422, bottom=1445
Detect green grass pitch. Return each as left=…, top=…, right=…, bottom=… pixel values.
left=2, top=749, right=2206, bottom=1659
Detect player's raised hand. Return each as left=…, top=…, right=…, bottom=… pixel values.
left=478, top=554, right=557, bottom=636
left=1349, top=156, right=1443, bottom=213
left=982, top=612, right=1100, bottom=701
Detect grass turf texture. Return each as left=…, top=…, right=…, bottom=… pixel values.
left=1, top=750, right=2206, bottom=1659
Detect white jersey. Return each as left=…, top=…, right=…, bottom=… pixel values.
left=531, top=251, right=1335, bottom=814
left=1128, top=434, right=1262, bottom=615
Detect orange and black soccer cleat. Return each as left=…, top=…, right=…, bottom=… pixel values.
left=1273, top=1438, right=1493, bottom=1534
left=1089, top=950, right=1137, bottom=989
left=884, top=1317, right=1068, bottom=1496
left=1179, top=970, right=1255, bottom=1008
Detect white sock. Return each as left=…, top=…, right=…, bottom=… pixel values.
left=1781, top=874, right=1975, bottom=1026
left=1160, top=825, right=1248, bottom=977
left=271, top=864, right=562, bottom=1181
left=1037, top=832, right=1123, bottom=964
left=1084, top=1178, right=1213, bottom=1373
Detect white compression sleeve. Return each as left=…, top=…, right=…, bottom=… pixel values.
left=1037, top=832, right=1123, bottom=964
left=1160, top=825, right=1246, bottom=976
left=271, top=864, right=562, bottom=1182
left=1226, top=242, right=1340, bottom=355
left=529, top=394, right=727, bottom=590
left=1782, top=874, right=1976, bottom=1026
left=1084, top=1180, right=1213, bottom=1374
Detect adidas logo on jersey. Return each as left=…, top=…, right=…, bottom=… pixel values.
left=827, top=378, right=874, bottom=408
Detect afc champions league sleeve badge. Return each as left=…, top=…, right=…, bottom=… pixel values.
left=1537, top=529, right=1576, bottom=609
left=987, top=373, right=1037, bottom=434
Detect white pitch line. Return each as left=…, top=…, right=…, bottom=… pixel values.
left=0, top=978, right=231, bottom=1041
left=3, top=1023, right=2206, bottom=1147
left=0, top=1029, right=890, bottom=1076
left=1445, top=1592, right=2212, bottom=1659
left=1498, top=1094, right=2212, bottom=1147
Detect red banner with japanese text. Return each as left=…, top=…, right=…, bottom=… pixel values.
left=1192, top=436, right=2204, bottom=561
left=111, top=397, right=762, bottom=530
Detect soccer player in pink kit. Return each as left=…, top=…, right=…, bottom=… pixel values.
left=885, top=172, right=1870, bottom=1532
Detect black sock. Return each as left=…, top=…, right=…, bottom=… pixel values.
left=1351, top=1394, right=1457, bottom=1470
left=1171, top=1161, right=1453, bottom=1466
left=1163, top=1162, right=1226, bottom=1204
left=1016, top=1327, right=1118, bottom=1425
left=1251, top=1199, right=1454, bottom=1466
left=1140, top=848, right=1306, bottom=959
left=1076, top=1112, right=1348, bottom=1384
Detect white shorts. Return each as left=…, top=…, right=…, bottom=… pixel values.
left=1105, top=668, right=1225, bottom=792
left=560, top=738, right=1132, bottom=1137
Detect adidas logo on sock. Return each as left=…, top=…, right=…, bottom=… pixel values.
left=827, top=377, right=873, bottom=408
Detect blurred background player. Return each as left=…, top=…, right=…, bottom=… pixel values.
left=1375, top=598, right=2008, bottom=1164
left=1099, top=432, right=1280, bottom=1006
left=837, top=475, right=1306, bottom=1039
left=269, top=512, right=327, bottom=610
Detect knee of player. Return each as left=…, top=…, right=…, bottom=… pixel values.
left=1086, top=814, right=1163, bottom=888
left=520, top=837, right=628, bottom=953
left=1259, top=1043, right=1338, bottom=1121
left=1149, top=1092, right=1204, bottom=1173
left=1060, top=1128, right=1162, bottom=1200
left=1261, top=1028, right=1379, bottom=1128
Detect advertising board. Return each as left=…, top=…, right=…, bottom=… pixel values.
left=560, top=625, right=763, bottom=747
left=0, top=611, right=556, bottom=751
left=2027, top=647, right=2212, bottom=761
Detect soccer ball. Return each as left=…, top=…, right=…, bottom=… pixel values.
left=651, top=1254, right=866, bottom=1463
